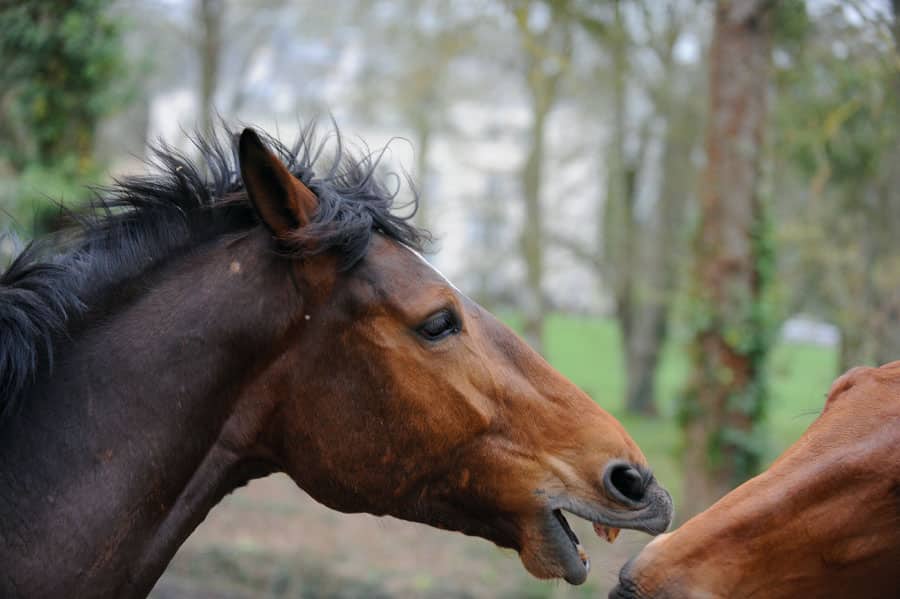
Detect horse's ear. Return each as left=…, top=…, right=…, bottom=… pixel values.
left=238, top=128, right=317, bottom=236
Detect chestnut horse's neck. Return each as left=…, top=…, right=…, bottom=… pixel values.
left=0, top=232, right=292, bottom=598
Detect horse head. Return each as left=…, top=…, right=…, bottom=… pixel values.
left=610, top=361, right=900, bottom=598
left=233, top=129, right=673, bottom=584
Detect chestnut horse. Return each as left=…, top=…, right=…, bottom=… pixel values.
left=611, top=361, right=900, bottom=598
left=0, top=126, right=672, bottom=598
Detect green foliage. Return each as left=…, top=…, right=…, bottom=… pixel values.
left=771, top=2, right=900, bottom=367
left=0, top=0, right=130, bottom=233
left=774, top=3, right=894, bottom=191
left=772, top=0, right=810, bottom=49
left=677, top=200, right=778, bottom=485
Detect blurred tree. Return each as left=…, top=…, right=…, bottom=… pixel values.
left=774, top=0, right=900, bottom=371
left=350, top=0, right=479, bottom=233
left=0, top=0, right=129, bottom=233
left=511, top=0, right=573, bottom=352
left=600, top=0, right=648, bottom=411
left=605, top=1, right=703, bottom=416
left=871, top=0, right=900, bottom=363
left=153, top=0, right=290, bottom=140
left=681, top=0, right=776, bottom=515
left=197, top=0, right=223, bottom=140
left=549, top=0, right=704, bottom=414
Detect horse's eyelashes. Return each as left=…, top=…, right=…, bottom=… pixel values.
left=417, top=309, right=460, bottom=341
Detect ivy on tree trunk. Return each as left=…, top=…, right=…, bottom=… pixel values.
left=681, top=0, right=776, bottom=516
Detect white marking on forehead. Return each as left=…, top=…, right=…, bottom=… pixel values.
left=400, top=244, right=462, bottom=295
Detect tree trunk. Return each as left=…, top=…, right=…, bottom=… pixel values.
left=871, top=0, right=900, bottom=364
left=833, top=185, right=880, bottom=372
left=624, top=305, right=667, bottom=415
left=514, top=4, right=571, bottom=354
left=521, top=95, right=548, bottom=352
left=198, top=0, right=223, bottom=139
left=682, top=0, right=774, bottom=516
left=872, top=277, right=900, bottom=365
left=414, top=119, right=432, bottom=232
left=607, top=3, right=699, bottom=416
left=838, top=321, right=869, bottom=373
left=624, top=150, right=685, bottom=417
left=602, top=0, right=637, bottom=389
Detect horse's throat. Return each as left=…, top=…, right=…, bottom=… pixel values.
left=134, top=442, right=276, bottom=597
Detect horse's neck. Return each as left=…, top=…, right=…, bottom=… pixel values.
left=0, top=234, right=291, bottom=598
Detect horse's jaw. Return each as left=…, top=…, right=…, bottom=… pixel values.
left=518, top=479, right=673, bottom=585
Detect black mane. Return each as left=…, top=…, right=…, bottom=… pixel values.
left=0, top=123, right=427, bottom=423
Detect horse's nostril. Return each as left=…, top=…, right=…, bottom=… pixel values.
left=606, top=463, right=646, bottom=503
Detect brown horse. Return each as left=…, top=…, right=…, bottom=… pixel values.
left=0, top=126, right=672, bottom=598
left=610, top=361, right=900, bottom=598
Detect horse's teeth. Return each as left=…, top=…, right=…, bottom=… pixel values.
left=577, top=543, right=589, bottom=564
left=593, top=522, right=621, bottom=543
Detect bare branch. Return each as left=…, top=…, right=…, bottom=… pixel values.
left=545, top=230, right=603, bottom=271
left=728, top=0, right=779, bottom=26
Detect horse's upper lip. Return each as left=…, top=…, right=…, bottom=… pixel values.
left=541, top=481, right=674, bottom=585
left=552, top=481, right=674, bottom=535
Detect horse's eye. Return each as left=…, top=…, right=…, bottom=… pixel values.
left=417, top=309, right=460, bottom=341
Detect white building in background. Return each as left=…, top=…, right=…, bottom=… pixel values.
left=780, top=316, right=840, bottom=348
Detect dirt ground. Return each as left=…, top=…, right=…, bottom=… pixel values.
left=152, top=474, right=652, bottom=598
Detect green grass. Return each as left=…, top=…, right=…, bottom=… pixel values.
left=500, top=312, right=838, bottom=507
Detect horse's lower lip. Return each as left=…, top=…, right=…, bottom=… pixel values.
left=535, top=484, right=673, bottom=584
left=550, top=509, right=590, bottom=584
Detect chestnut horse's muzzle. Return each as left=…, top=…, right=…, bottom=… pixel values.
left=563, top=462, right=675, bottom=536
left=539, top=467, right=674, bottom=586
left=608, top=555, right=660, bottom=599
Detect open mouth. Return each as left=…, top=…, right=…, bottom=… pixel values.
left=551, top=508, right=621, bottom=584
left=541, top=480, right=672, bottom=585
